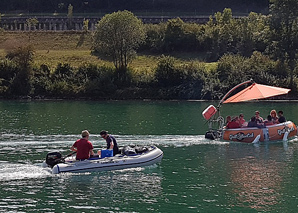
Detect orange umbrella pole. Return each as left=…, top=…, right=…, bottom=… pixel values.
left=218, top=80, right=253, bottom=108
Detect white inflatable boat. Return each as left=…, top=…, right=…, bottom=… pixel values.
left=43, top=145, right=163, bottom=174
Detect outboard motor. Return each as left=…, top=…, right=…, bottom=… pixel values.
left=205, top=130, right=219, bottom=140
left=46, top=152, right=64, bottom=168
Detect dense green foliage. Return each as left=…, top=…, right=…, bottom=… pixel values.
left=93, top=11, right=146, bottom=73
left=0, top=1, right=297, bottom=100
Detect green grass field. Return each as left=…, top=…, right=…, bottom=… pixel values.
left=0, top=31, right=216, bottom=71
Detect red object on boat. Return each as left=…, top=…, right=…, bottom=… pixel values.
left=223, top=83, right=290, bottom=103
left=202, top=105, right=217, bottom=120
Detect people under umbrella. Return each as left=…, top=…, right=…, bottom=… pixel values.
left=225, top=109, right=286, bottom=129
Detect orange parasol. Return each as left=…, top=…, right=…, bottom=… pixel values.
left=223, top=83, right=291, bottom=103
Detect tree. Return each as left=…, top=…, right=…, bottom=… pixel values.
left=268, top=0, right=298, bottom=88
left=5, top=45, right=35, bottom=95
left=93, top=10, right=146, bottom=74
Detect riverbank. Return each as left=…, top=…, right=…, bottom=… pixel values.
left=0, top=31, right=297, bottom=100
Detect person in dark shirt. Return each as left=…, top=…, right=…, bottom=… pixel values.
left=278, top=111, right=286, bottom=123
left=98, top=130, right=120, bottom=156
left=264, top=115, right=274, bottom=126
left=248, top=116, right=264, bottom=128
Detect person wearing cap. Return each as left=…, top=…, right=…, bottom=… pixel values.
left=71, top=130, right=94, bottom=160
left=98, top=130, right=120, bottom=156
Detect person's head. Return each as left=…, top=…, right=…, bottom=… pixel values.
left=81, top=130, right=90, bottom=138
left=255, top=111, right=260, bottom=117
left=239, top=113, right=244, bottom=119
left=278, top=110, right=283, bottom=116
left=100, top=130, right=108, bottom=139
left=270, top=109, right=277, bottom=117
left=267, top=115, right=272, bottom=121
left=251, top=116, right=256, bottom=122
left=226, top=116, right=231, bottom=122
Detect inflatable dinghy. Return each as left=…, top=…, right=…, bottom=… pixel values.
left=43, top=145, right=163, bottom=174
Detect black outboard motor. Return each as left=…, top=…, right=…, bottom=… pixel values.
left=205, top=130, right=219, bottom=140
left=46, top=152, right=65, bottom=168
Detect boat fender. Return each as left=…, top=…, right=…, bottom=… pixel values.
left=283, top=130, right=290, bottom=142
left=202, top=105, right=217, bottom=120
left=252, top=135, right=261, bottom=143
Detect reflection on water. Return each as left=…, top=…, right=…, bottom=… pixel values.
left=1, top=100, right=298, bottom=212
left=227, top=142, right=294, bottom=210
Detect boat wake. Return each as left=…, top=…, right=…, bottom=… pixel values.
left=0, top=162, right=52, bottom=182
left=0, top=133, right=228, bottom=148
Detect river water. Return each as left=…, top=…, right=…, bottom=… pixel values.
left=1, top=100, right=298, bottom=212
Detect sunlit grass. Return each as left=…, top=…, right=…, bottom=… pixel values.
left=0, top=31, right=216, bottom=71
left=34, top=50, right=112, bottom=69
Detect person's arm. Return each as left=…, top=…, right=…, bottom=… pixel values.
left=107, top=136, right=114, bottom=149
left=89, top=149, right=94, bottom=156
left=110, top=141, right=114, bottom=149
left=71, top=145, right=77, bottom=152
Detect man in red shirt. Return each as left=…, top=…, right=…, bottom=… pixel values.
left=226, top=117, right=241, bottom=129
left=71, top=130, right=94, bottom=160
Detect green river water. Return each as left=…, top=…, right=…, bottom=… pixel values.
left=1, top=100, right=298, bottom=212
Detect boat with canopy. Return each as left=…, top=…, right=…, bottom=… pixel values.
left=202, top=80, right=298, bottom=143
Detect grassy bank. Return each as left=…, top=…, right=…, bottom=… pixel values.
left=0, top=31, right=213, bottom=70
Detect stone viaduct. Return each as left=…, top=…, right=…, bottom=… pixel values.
left=0, top=15, right=212, bottom=31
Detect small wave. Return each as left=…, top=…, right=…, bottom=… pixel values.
left=0, top=162, right=52, bottom=182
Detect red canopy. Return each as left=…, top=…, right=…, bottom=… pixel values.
left=223, top=83, right=291, bottom=103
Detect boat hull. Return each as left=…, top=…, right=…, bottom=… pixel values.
left=51, top=146, right=163, bottom=174
left=222, top=121, right=297, bottom=143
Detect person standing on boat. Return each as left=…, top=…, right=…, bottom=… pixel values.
left=98, top=130, right=120, bottom=156
left=278, top=111, right=286, bottom=123
left=71, top=130, right=94, bottom=160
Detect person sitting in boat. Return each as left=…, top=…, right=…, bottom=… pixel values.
left=98, top=130, right=120, bottom=156
left=270, top=109, right=279, bottom=124
left=278, top=111, right=286, bottom=123
left=226, top=116, right=231, bottom=125
left=255, top=111, right=264, bottom=124
left=71, top=130, right=94, bottom=160
left=264, top=115, right=274, bottom=126
left=239, top=113, right=247, bottom=127
left=226, top=116, right=241, bottom=129
left=247, top=116, right=264, bottom=128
